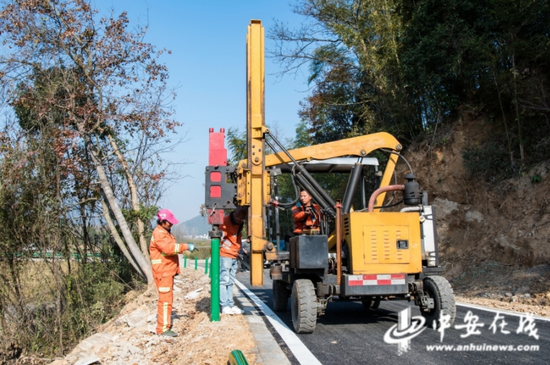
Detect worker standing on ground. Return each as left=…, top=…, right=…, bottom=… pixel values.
left=220, top=206, right=248, bottom=315
left=150, top=209, right=196, bottom=337
left=292, top=189, right=322, bottom=235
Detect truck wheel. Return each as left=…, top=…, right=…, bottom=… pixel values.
left=420, top=276, right=456, bottom=328
left=362, top=297, right=381, bottom=310
left=273, top=279, right=290, bottom=312
left=361, top=298, right=372, bottom=309
left=291, top=279, right=317, bottom=333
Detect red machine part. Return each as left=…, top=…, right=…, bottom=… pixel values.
left=207, top=128, right=227, bottom=225
left=208, top=128, right=227, bottom=166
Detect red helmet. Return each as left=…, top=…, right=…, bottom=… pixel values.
left=157, top=209, right=179, bottom=225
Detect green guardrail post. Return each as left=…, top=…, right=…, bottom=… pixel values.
left=211, top=230, right=221, bottom=322
left=184, top=256, right=187, bottom=268
left=228, top=349, right=249, bottom=365
left=205, top=257, right=209, bottom=275
left=194, top=257, right=198, bottom=270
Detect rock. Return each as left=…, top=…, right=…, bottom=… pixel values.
left=514, top=286, right=530, bottom=295
left=505, top=292, right=513, bottom=297
left=76, top=332, right=113, bottom=352
left=127, top=344, right=142, bottom=355
left=146, top=336, right=160, bottom=347
left=50, top=360, right=70, bottom=365
left=74, top=356, right=101, bottom=365
left=433, top=198, right=459, bottom=217
left=199, top=276, right=211, bottom=285
left=185, top=288, right=203, bottom=300
left=124, top=307, right=150, bottom=328
left=465, top=210, right=484, bottom=223
left=112, top=348, right=129, bottom=357
left=495, top=235, right=521, bottom=251
left=129, top=355, right=144, bottom=364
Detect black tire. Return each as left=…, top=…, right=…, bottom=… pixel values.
left=361, top=297, right=381, bottom=310
left=273, top=280, right=290, bottom=312
left=291, top=279, right=317, bottom=333
left=420, top=276, right=456, bottom=328
left=361, top=298, right=372, bottom=309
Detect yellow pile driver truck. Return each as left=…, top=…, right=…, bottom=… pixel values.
left=205, top=20, right=456, bottom=334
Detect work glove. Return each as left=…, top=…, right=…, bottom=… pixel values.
left=187, top=243, right=196, bottom=252
left=305, top=206, right=314, bottom=215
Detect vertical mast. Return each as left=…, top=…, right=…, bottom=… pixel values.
left=246, top=20, right=266, bottom=286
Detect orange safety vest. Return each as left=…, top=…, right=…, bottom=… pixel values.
left=220, top=212, right=243, bottom=259
left=149, top=225, right=189, bottom=278
left=292, top=202, right=321, bottom=234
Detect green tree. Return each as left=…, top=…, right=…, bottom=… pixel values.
left=272, top=0, right=550, bottom=172
left=271, top=0, right=415, bottom=142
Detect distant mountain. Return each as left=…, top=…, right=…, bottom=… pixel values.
left=174, top=215, right=210, bottom=237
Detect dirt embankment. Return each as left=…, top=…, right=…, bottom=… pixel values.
left=0, top=268, right=257, bottom=365
left=403, top=116, right=550, bottom=315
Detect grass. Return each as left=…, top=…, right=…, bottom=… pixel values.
left=0, top=259, right=69, bottom=303
left=0, top=256, right=137, bottom=357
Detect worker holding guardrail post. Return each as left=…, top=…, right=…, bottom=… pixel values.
left=219, top=207, right=247, bottom=315
left=150, top=209, right=196, bottom=337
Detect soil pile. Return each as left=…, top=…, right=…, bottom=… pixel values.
left=47, top=268, right=257, bottom=365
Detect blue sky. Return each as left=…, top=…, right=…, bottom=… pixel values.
left=93, top=1, right=311, bottom=223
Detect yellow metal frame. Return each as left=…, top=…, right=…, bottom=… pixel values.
left=264, top=132, right=401, bottom=208
left=245, top=20, right=268, bottom=286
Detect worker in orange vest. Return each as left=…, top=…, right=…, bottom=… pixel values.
left=150, top=209, right=196, bottom=337
left=219, top=206, right=248, bottom=315
left=292, top=189, right=322, bottom=234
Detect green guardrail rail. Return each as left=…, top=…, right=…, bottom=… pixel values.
left=8, top=252, right=104, bottom=260
left=228, top=349, right=249, bottom=365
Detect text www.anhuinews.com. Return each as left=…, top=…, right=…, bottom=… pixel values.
left=426, top=344, right=539, bottom=352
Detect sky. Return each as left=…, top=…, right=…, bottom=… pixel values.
left=93, top=1, right=311, bottom=223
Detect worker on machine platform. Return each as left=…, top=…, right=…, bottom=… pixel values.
left=291, top=189, right=322, bottom=235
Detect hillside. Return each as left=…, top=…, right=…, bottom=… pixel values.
left=173, top=215, right=210, bottom=237
left=403, top=115, right=550, bottom=310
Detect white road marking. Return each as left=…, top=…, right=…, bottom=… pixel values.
left=235, top=280, right=322, bottom=365
left=457, top=302, right=550, bottom=322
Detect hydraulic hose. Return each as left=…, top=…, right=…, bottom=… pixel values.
left=368, top=185, right=405, bottom=212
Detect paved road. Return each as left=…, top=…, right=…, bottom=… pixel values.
left=236, top=269, right=548, bottom=365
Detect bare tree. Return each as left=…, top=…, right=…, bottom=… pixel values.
left=0, top=0, right=180, bottom=284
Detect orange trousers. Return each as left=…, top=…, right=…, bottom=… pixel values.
left=154, top=275, right=174, bottom=334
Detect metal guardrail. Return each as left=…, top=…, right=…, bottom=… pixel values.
left=228, top=349, right=249, bottom=365
left=7, top=252, right=103, bottom=259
